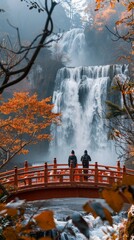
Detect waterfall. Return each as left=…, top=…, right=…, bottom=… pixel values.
left=28, top=64, right=43, bottom=88
left=49, top=64, right=128, bottom=165
left=48, top=28, right=129, bottom=165
left=51, top=28, right=89, bottom=67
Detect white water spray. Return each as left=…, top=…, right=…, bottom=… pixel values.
left=49, top=64, right=128, bottom=165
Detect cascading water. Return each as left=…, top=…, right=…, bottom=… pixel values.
left=49, top=64, right=128, bottom=164
left=49, top=28, right=128, bottom=164
left=51, top=28, right=89, bottom=67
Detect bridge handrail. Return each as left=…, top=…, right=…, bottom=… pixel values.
left=0, top=164, right=128, bottom=176
left=0, top=160, right=133, bottom=193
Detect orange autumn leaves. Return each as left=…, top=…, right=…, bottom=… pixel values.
left=95, top=0, right=134, bottom=12
left=95, top=0, right=134, bottom=34
left=0, top=92, right=61, bottom=167
left=0, top=201, right=55, bottom=240
left=34, top=211, right=56, bottom=231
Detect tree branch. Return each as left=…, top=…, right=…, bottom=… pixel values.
left=0, top=0, right=57, bottom=93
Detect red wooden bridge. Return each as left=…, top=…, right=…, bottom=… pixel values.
left=0, top=159, right=134, bottom=202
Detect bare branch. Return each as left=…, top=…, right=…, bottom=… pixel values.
left=0, top=0, right=57, bottom=93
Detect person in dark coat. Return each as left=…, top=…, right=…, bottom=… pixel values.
left=68, top=150, right=77, bottom=168
left=81, top=150, right=91, bottom=180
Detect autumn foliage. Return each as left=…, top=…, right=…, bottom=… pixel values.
left=0, top=198, right=56, bottom=240
left=95, top=0, right=134, bottom=57
left=0, top=92, right=61, bottom=169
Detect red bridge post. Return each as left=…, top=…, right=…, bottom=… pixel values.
left=24, top=160, right=28, bottom=172
left=109, top=171, right=114, bottom=185
left=95, top=162, right=98, bottom=186
left=14, top=166, right=18, bottom=187
left=44, top=162, right=48, bottom=186
left=53, top=158, right=57, bottom=181
left=70, top=163, right=74, bottom=183
left=24, top=160, right=30, bottom=185
left=117, top=160, right=121, bottom=176
left=123, top=165, right=126, bottom=177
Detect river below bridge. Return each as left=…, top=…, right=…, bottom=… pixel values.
left=25, top=198, right=129, bottom=239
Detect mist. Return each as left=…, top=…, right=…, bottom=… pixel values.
left=0, top=0, right=70, bottom=40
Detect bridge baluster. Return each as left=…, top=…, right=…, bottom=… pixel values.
left=14, top=166, right=18, bottom=187
left=95, top=162, right=98, bottom=186
left=70, top=163, right=74, bottom=183
left=53, top=158, right=57, bottom=181
left=117, top=160, right=121, bottom=177
left=24, top=160, right=31, bottom=185
left=44, top=162, right=48, bottom=186
left=123, top=165, right=126, bottom=177
left=109, top=171, right=114, bottom=185
left=24, top=161, right=28, bottom=172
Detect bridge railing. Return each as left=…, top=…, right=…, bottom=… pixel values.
left=0, top=159, right=134, bottom=193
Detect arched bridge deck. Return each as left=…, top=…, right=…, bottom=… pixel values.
left=0, top=160, right=134, bottom=201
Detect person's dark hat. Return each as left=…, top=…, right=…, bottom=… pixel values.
left=84, top=150, right=87, bottom=154
left=71, top=150, right=75, bottom=154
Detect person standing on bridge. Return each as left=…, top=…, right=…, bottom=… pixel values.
left=81, top=150, right=91, bottom=180
left=68, top=150, right=77, bottom=168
